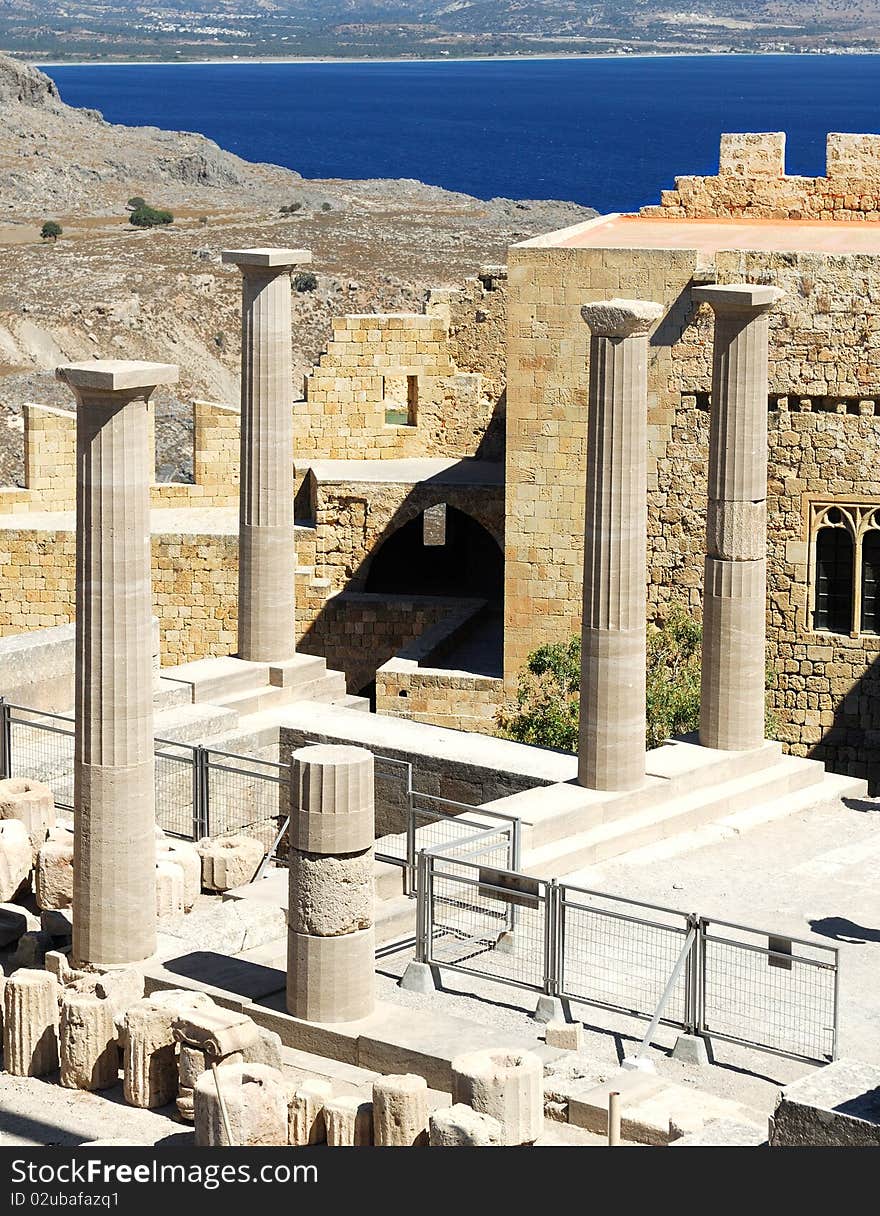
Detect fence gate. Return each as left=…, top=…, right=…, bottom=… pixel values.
left=698, top=917, right=839, bottom=1064
left=418, top=832, right=551, bottom=996
left=557, top=883, right=697, bottom=1031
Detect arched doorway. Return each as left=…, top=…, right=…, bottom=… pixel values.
left=363, top=505, right=504, bottom=680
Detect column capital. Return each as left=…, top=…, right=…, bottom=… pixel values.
left=222, top=247, right=312, bottom=273
left=56, top=360, right=178, bottom=404
left=692, top=283, right=785, bottom=313
left=580, top=298, right=663, bottom=339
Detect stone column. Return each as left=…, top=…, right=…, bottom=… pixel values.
left=578, top=299, right=663, bottom=791
left=222, top=248, right=311, bottom=663
left=692, top=285, right=784, bottom=751
left=286, top=744, right=375, bottom=1023
left=56, top=360, right=178, bottom=968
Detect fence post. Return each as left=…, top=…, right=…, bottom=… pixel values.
left=0, top=698, right=10, bottom=780
left=685, top=912, right=700, bottom=1035
left=404, top=764, right=416, bottom=896
left=192, top=745, right=210, bottom=840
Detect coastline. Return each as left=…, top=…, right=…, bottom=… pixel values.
left=32, top=49, right=880, bottom=68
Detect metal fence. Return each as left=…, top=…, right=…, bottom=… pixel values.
left=412, top=849, right=839, bottom=1066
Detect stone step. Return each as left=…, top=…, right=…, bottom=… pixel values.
left=339, top=694, right=372, bottom=713
left=560, top=1065, right=765, bottom=1145
left=597, top=770, right=868, bottom=868
left=163, top=655, right=271, bottom=703
left=153, top=701, right=240, bottom=744
left=374, top=893, right=416, bottom=945
left=375, top=858, right=407, bottom=901
left=152, top=677, right=193, bottom=711
left=524, top=755, right=824, bottom=877
left=484, top=739, right=785, bottom=853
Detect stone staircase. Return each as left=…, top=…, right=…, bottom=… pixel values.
left=477, top=738, right=868, bottom=879
left=158, top=653, right=365, bottom=731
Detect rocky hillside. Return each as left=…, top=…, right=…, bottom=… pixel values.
left=0, top=53, right=596, bottom=486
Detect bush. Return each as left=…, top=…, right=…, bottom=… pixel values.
left=496, top=609, right=702, bottom=753
left=126, top=196, right=147, bottom=211
left=293, top=271, right=318, bottom=293
left=130, top=204, right=173, bottom=228
left=40, top=221, right=62, bottom=242
left=321, top=202, right=332, bottom=212
left=280, top=202, right=302, bottom=214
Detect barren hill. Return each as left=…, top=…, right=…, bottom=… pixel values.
left=0, top=53, right=595, bottom=486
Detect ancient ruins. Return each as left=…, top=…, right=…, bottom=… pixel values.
left=1, top=133, right=880, bottom=1149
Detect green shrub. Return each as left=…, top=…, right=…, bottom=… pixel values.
left=126, top=196, right=146, bottom=210
left=496, top=609, right=702, bottom=752
left=321, top=202, right=332, bottom=212
left=280, top=202, right=303, bottom=214
left=293, top=271, right=318, bottom=293
left=40, top=221, right=62, bottom=242
left=130, top=204, right=173, bottom=228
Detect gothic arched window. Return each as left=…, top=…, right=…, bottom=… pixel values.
left=813, top=525, right=854, bottom=634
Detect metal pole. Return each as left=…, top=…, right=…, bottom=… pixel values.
left=414, top=850, right=428, bottom=964
left=632, top=926, right=697, bottom=1062
left=211, top=1061, right=236, bottom=1146
left=608, top=1091, right=620, bottom=1146
left=0, top=698, right=10, bottom=779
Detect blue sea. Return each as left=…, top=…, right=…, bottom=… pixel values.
left=43, top=55, right=880, bottom=214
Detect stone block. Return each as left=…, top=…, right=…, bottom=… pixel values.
left=158, top=839, right=201, bottom=910
left=0, top=819, right=32, bottom=902
left=429, top=1103, right=503, bottom=1146
left=3, top=968, right=59, bottom=1077
left=324, top=1095, right=374, bottom=1146
left=719, top=131, right=786, bottom=178
left=35, top=836, right=73, bottom=910
left=770, top=1059, right=880, bottom=1146
left=0, top=902, right=39, bottom=947
left=194, top=1062, right=289, bottom=1147
left=290, top=745, right=374, bottom=854
left=286, top=926, right=375, bottom=1023
left=372, top=1073, right=429, bottom=1146
left=197, top=835, right=264, bottom=891
left=173, top=1006, right=260, bottom=1059
left=156, top=858, right=185, bottom=918
left=243, top=1025, right=283, bottom=1071
left=41, top=907, right=73, bottom=944
left=11, top=929, right=53, bottom=969
left=288, top=1078, right=333, bottom=1145
left=706, top=499, right=766, bottom=561
left=451, top=1049, right=544, bottom=1146
left=545, top=1020, right=583, bottom=1053
left=123, top=990, right=212, bottom=1108
left=0, top=778, right=55, bottom=862
left=288, top=848, right=374, bottom=936
left=60, top=991, right=120, bottom=1091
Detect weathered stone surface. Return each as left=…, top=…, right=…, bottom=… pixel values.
left=324, top=1095, right=373, bottom=1146
left=372, top=1073, right=429, bottom=1147
left=35, top=836, right=73, bottom=910
left=290, top=744, right=374, bottom=854
left=41, top=907, right=73, bottom=944
left=429, top=1103, right=503, bottom=1146
left=770, top=1059, right=880, bottom=1146
left=60, top=991, right=119, bottom=1091
left=173, top=1007, right=259, bottom=1058
left=155, top=858, right=184, bottom=918
left=197, top=835, right=263, bottom=891
left=11, top=929, right=53, bottom=968
left=288, top=1078, right=333, bottom=1146
left=123, top=990, right=212, bottom=1108
left=0, top=819, right=32, bottom=902
left=157, top=839, right=201, bottom=910
left=706, top=500, right=766, bottom=562
left=93, top=968, right=145, bottom=1042
left=545, top=1020, right=583, bottom=1053
left=0, top=778, right=55, bottom=862
left=195, top=1062, right=289, bottom=1147
left=451, top=1049, right=544, bottom=1146
left=0, top=901, right=39, bottom=947
left=3, top=968, right=59, bottom=1077
left=243, top=1025, right=283, bottom=1071
left=288, top=848, right=374, bottom=936
left=286, top=926, right=375, bottom=1023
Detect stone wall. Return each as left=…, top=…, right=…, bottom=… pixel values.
left=643, top=132, right=880, bottom=221
left=505, top=229, right=880, bottom=785
left=297, top=271, right=507, bottom=462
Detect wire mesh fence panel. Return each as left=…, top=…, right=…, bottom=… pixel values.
left=558, top=885, right=693, bottom=1025
left=425, top=847, right=549, bottom=993
left=412, top=795, right=519, bottom=868
left=205, top=750, right=288, bottom=854
left=154, top=742, right=197, bottom=839
left=699, top=919, right=839, bottom=1063
left=7, top=708, right=75, bottom=810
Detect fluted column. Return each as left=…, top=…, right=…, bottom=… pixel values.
left=222, top=248, right=311, bottom=662
left=57, top=359, right=178, bottom=967
left=693, top=285, right=784, bottom=751
left=578, top=300, right=663, bottom=791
